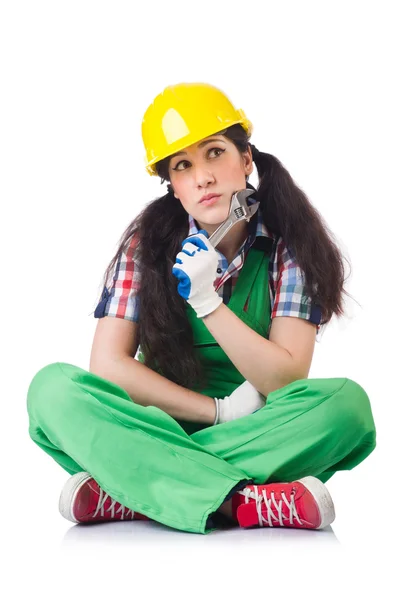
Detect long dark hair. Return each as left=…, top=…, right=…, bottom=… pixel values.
left=97, top=124, right=355, bottom=390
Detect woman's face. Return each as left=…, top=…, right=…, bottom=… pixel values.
left=168, top=134, right=254, bottom=235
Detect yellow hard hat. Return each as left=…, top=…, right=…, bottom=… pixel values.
left=141, top=82, right=253, bottom=176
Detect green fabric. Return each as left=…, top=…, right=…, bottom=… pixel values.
left=160, top=246, right=272, bottom=435
left=26, top=246, right=377, bottom=534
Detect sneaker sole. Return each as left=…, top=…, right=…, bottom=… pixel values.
left=297, top=476, right=336, bottom=529
left=59, top=471, right=92, bottom=523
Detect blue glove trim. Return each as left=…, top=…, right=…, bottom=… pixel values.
left=171, top=266, right=191, bottom=299
left=181, top=235, right=209, bottom=252
left=172, top=230, right=211, bottom=300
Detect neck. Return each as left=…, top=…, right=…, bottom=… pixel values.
left=215, top=221, right=249, bottom=264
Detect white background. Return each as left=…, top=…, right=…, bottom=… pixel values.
left=1, top=0, right=396, bottom=597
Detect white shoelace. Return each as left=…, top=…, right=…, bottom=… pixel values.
left=238, top=485, right=303, bottom=527
left=90, top=483, right=134, bottom=520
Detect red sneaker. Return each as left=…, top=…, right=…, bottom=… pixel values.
left=232, top=476, right=335, bottom=530
left=59, top=471, right=151, bottom=524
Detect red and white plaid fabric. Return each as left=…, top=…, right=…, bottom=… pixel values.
left=92, top=199, right=324, bottom=340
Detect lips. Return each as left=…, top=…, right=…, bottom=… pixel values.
left=199, top=194, right=221, bottom=203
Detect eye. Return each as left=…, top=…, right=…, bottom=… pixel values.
left=172, top=147, right=225, bottom=171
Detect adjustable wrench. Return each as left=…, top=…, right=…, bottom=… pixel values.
left=208, top=188, right=259, bottom=248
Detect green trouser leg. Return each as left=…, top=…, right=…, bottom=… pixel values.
left=26, top=362, right=253, bottom=534
left=191, top=376, right=377, bottom=486
left=26, top=362, right=376, bottom=534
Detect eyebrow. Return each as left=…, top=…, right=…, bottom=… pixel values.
left=170, top=138, right=226, bottom=159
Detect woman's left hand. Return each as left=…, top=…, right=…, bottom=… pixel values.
left=172, top=230, right=223, bottom=318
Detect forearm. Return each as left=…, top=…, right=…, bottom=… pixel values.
left=202, top=303, right=296, bottom=397
left=90, top=355, right=216, bottom=424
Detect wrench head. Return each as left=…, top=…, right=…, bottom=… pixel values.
left=232, top=188, right=256, bottom=211
left=208, top=187, right=260, bottom=248
left=228, top=188, right=259, bottom=222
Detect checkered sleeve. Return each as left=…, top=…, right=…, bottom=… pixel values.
left=270, top=237, right=323, bottom=335
left=94, top=234, right=141, bottom=322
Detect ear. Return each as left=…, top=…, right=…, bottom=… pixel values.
left=168, top=183, right=179, bottom=199
left=244, top=147, right=254, bottom=176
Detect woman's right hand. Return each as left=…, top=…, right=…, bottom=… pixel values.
left=213, top=380, right=267, bottom=424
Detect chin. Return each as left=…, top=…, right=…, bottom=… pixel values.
left=200, top=206, right=228, bottom=219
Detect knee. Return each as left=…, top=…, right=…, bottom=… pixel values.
left=331, top=377, right=376, bottom=441
left=26, top=362, right=65, bottom=419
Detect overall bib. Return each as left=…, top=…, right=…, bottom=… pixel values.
left=174, top=244, right=272, bottom=436
left=26, top=246, right=377, bottom=534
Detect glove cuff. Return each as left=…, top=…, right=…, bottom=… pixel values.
left=194, top=293, right=223, bottom=319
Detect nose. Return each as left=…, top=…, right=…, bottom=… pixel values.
left=194, top=165, right=215, bottom=189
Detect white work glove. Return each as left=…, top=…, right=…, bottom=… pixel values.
left=213, top=380, right=267, bottom=425
left=172, top=230, right=223, bottom=319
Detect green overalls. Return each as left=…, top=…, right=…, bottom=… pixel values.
left=26, top=245, right=377, bottom=534
left=172, top=243, right=273, bottom=436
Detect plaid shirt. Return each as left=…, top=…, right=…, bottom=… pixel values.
left=93, top=198, right=324, bottom=340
